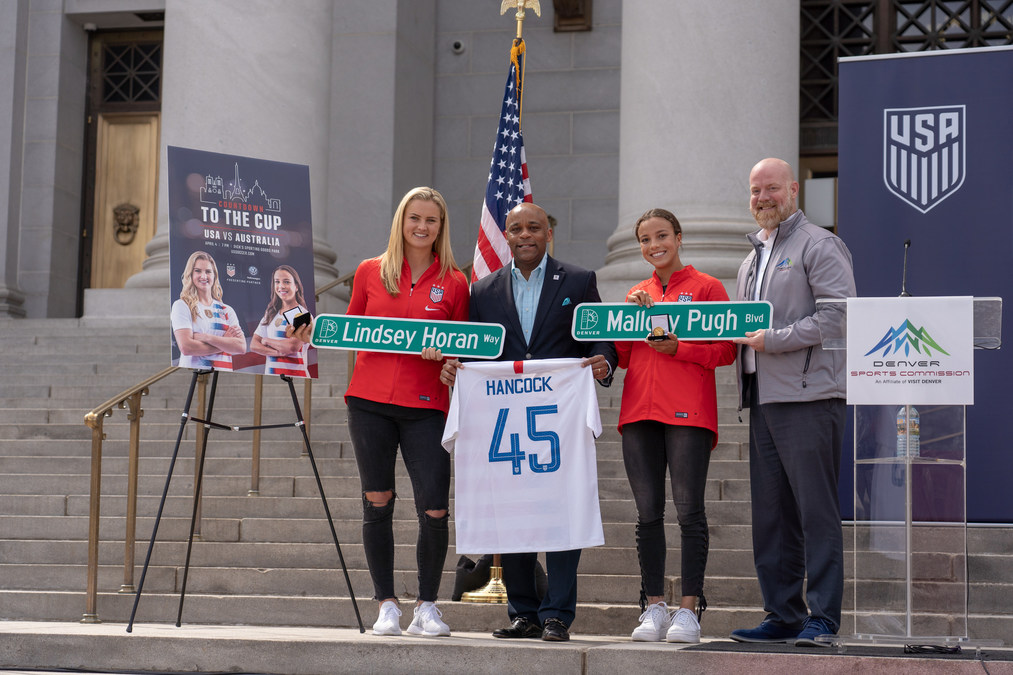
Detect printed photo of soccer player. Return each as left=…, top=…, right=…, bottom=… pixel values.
left=170, top=250, right=247, bottom=371
left=249, top=265, right=312, bottom=378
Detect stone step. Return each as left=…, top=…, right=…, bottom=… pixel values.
left=4, top=588, right=1012, bottom=643
left=0, top=475, right=754, bottom=516
left=0, top=437, right=352, bottom=458
left=8, top=621, right=1013, bottom=675
left=16, top=493, right=734, bottom=527
left=0, top=452, right=751, bottom=483
left=0, top=539, right=748, bottom=578
left=11, top=557, right=1008, bottom=612
left=0, top=435, right=747, bottom=465
left=0, top=563, right=677, bottom=606
left=0, top=514, right=754, bottom=551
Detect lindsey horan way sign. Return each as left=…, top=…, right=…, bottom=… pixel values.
left=571, top=302, right=771, bottom=341
left=311, top=314, right=506, bottom=359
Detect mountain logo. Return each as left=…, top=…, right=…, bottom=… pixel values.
left=863, top=319, right=950, bottom=358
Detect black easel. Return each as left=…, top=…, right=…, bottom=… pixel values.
left=126, top=369, right=364, bottom=633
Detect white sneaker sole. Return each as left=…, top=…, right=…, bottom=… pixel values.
left=372, top=627, right=401, bottom=636
left=631, top=631, right=665, bottom=642
left=666, top=632, right=700, bottom=643
left=406, top=626, right=450, bottom=637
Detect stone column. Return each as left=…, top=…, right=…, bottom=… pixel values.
left=0, top=0, right=28, bottom=317
left=596, top=1, right=800, bottom=301
left=111, top=0, right=339, bottom=313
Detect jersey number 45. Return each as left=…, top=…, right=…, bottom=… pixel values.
left=488, top=405, right=560, bottom=475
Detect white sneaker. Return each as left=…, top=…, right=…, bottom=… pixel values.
left=372, top=600, right=402, bottom=636
left=631, top=602, right=673, bottom=642
left=406, top=601, right=451, bottom=637
left=666, top=607, right=701, bottom=643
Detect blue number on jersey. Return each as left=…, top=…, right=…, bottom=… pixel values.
left=488, top=407, right=525, bottom=475
left=526, top=405, right=560, bottom=473
left=487, top=405, right=560, bottom=475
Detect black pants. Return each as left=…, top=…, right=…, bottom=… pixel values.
left=621, top=421, right=712, bottom=599
left=747, top=379, right=845, bottom=631
left=346, top=396, right=450, bottom=602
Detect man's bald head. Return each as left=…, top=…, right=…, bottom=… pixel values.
left=749, top=157, right=799, bottom=231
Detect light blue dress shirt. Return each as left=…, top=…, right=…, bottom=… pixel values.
left=510, top=254, right=548, bottom=345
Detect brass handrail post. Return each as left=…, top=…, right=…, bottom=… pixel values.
left=82, top=411, right=108, bottom=623
left=250, top=374, right=263, bottom=495
left=193, top=373, right=208, bottom=537
left=80, top=366, right=179, bottom=622
left=119, top=390, right=145, bottom=593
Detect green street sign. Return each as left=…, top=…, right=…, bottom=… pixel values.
left=311, top=314, right=506, bottom=359
left=571, top=301, right=772, bottom=341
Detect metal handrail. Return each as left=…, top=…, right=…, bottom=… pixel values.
left=79, top=264, right=364, bottom=622
left=81, top=262, right=469, bottom=621
left=82, top=365, right=181, bottom=623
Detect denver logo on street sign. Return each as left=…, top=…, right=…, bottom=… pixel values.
left=311, top=314, right=505, bottom=359
left=571, top=301, right=771, bottom=341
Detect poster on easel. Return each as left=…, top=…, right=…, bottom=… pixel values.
left=167, top=146, right=317, bottom=378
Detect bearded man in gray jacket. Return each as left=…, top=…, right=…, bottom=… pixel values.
left=730, top=157, right=856, bottom=648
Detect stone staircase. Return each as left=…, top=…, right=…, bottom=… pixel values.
left=0, top=317, right=1010, bottom=642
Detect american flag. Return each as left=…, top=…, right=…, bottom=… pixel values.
left=472, top=39, right=532, bottom=282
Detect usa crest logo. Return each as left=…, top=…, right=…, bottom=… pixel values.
left=677, top=293, right=693, bottom=303
left=429, top=286, right=444, bottom=303
left=883, top=105, right=965, bottom=213
left=226, top=263, right=236, bottom=278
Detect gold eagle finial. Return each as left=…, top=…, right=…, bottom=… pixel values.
left=500, top=0, right=541, bottom=39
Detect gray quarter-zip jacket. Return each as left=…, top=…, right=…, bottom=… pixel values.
left=735, top=210, right=856, bottom=407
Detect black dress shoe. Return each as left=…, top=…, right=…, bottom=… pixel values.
left=541, top=617, right=570, bottom=642
left=492, top=616, right=542, bottom=639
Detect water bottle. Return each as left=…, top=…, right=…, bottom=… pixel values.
left=896, top=406, right=920, bottom=458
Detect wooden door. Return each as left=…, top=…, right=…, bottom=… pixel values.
left=90, top=112, right=160, bottom=289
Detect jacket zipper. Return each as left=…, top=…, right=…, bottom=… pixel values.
left=802, top=346, right=813, bottom=389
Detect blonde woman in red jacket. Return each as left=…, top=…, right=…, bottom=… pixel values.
left=336, top=187, right=468, bottom=637
left=620, top=208, right=736, bottom=644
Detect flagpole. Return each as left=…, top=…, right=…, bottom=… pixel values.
left=502, top=0, right=539, bottom=127
left=461, top=1, right=543, bottom=604
left=470, top=1, right=537, bottom=282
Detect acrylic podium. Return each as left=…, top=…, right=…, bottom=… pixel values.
left=817, top=296, right=1002, bottom=648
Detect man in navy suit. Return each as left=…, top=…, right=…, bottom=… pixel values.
left=438, top=202, right=617, bottom=642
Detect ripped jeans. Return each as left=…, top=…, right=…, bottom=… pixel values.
left=346, top=397, right=450, bottom=602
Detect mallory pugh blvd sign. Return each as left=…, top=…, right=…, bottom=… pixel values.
left=571, top=301, right=772, bottom=341
left=311, top=314, right=505, bottom=359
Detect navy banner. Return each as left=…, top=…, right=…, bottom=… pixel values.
left=167, top=146, right=317, bottom=378
left=838, top=47, right=1013, bottom=522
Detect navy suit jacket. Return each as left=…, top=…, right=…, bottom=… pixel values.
left=469, top=255, right=617, bottom=384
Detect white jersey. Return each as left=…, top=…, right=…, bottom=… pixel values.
left=170, top=298, right=242, bottom=370
left=442, top=358, right=604, bottom=554
left=254, top=306, right=310, bottom=377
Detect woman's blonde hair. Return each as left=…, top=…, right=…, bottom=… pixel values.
left=179, top=250, right=224, bottom=320
left=378, top=187, right=459, bottom=296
